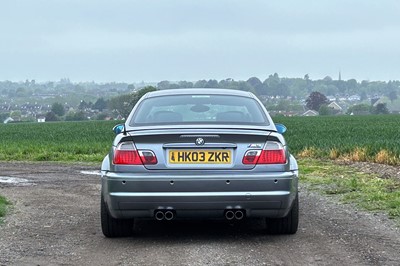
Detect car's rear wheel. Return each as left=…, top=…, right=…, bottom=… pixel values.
left=266, top=193, right=299, bottom=234
left=101, top=194, right=134, bottom=238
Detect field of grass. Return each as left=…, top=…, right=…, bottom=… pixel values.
left=275, top=115, right=400, bottom=165
left=1, top=115, right=400, bottom=164
left=0, top=120, right=118, bottom=162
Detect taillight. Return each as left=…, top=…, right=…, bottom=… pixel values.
left=242, top=141, right=286, bottom=165
left=138, top=150, right=158, bottom=164
left=113, top=142, right=157, bottom=165
left=257, top=149, right=286, bottom=164
left=242, top=150, right=262, bottom=164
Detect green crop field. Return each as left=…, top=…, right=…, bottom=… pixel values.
left=275, top=115, right=400, bottom=165
left=0, top=120, right=118, bottom=162
left=1, top=115, right=400, bottom=164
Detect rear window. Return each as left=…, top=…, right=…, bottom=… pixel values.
left=130, top=94, right=269, bottom=126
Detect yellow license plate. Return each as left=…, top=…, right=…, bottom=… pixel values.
left=169, top=150, right=231, bottom=164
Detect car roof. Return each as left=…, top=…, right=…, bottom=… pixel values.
left=143, top=88, right=257, bottom=99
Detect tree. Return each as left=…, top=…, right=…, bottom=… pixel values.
left=157, top=80, right=171, bottom=90
left=0, top=113, right=10, bottom=122
left=318, top=105, right=333, bottom=116
left=108, top=86, right=157, bottom=119
left=346, top=79, right=358, bottom=92
left=205, top=79, right=219, bottom=88
left=78, top=100, right=92, bottom=110
left=65, top=111, right=75, bottom=121
left=178, top=81, right=193, bottom=88
left=326, top=85, right=339, bottom=96
left=65, top=111, right=88, bottom=121
left=387, top=91, right=398, bottom=103
left=45, top=111, right=59, bottom=122
left=73, top=111, right=87, bottom=121
left=360, top=91, right=368, bottom=101
left=346, top=104, right=372, bottom=115
left=264, top=74, right=280, bottom=96
left=237, top=81, right=254, bottom=92
left=127, top=84, right=135, bottom=91
left=247, top=77, right=262, bottom=89
left=247, top=77, right=266, bottom=95
left=373, top=103, right=389, bottom=114
left=306, top=91, right=329, bottom=111
left=193, top=80, right=208, bottom=88
left=16, top=87, right=30, bottom=97
left=277, top=83, right=290, bottom=98
left=51, top=102, right=65, bottom=116
left=96, top=112, right=109, bottom=120
left=133, top=86, right=157, bottom=102
left=108, top=94, right=135, bottom=119
left=94, top=98, right=108, bottom=111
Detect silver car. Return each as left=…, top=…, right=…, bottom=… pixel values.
left=101, top=88, right=299, bottom=237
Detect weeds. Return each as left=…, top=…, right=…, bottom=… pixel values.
left=0, top=195, right=11, bottom=223
left=300, top=159, right=400, bottom=225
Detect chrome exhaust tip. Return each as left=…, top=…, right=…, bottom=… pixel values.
left=155, top=211, right=165, bottom=221
left=234, top=210, right=244, bottom=220
left=225, top=210, right=235, bottom=220
left=164, top=211, right=174, bottom=221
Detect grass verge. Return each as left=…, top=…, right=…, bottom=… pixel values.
left=299, top=159, right=400, bottom=225
left=0, top=195, right=11, bottom=223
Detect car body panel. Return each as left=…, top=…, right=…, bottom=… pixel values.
left=102, top=170, right=297, bottom=219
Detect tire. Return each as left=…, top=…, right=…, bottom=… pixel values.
left=266, top=193, right=299, bottom=234
left=101, top=194, right=134, bottom=238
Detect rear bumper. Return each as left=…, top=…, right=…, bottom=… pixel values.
left=101, top=171, right=298, bottom=219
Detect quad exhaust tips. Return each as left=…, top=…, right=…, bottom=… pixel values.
left=155, top=209, right=245, bottom=220
left=225, top=209, right=245, bottom=220
left=154, top=210, right=175, bottom=221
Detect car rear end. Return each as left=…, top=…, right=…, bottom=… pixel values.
left=101, top=89, right=299, bottom=237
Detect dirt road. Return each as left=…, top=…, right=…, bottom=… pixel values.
left=0, top=162, right=399, bottom=266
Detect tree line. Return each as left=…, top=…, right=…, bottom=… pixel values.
left=155, top=74, right=400, bottom=100
left=3, top=73, right=399, bottom=121
left=2, top=74, right=399, bottom=102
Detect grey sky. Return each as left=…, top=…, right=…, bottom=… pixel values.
left=1, top=0, right=400, bottom=83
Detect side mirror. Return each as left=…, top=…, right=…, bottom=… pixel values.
left=113, top=124, right=125, bottom=135
left=275, top=123, right=287, bottom=134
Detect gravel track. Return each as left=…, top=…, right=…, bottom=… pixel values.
left=0, top=162, right=399, bottom=266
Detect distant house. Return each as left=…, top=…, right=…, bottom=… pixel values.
left=37, top=116, right=46, bottom=123
left=348, top=95, right=361, bottom=101
left=327, top=102, right=344, bottom=115
left=328, top=102, right=343, bottom=111
left=302, top=110, right=319, bottom=116
left=372, top=97, right=387, bottom=107
left=371, top=97, right=381, bottom=106
left=3, top=117, right=14, bottom=124
left=327, top=95, right=336, bottom=101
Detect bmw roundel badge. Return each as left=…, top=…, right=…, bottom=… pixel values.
left=195, top=138, right=205, bottom=146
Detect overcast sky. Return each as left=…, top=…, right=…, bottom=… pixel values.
left=1, top=0, right=400, bottom=83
